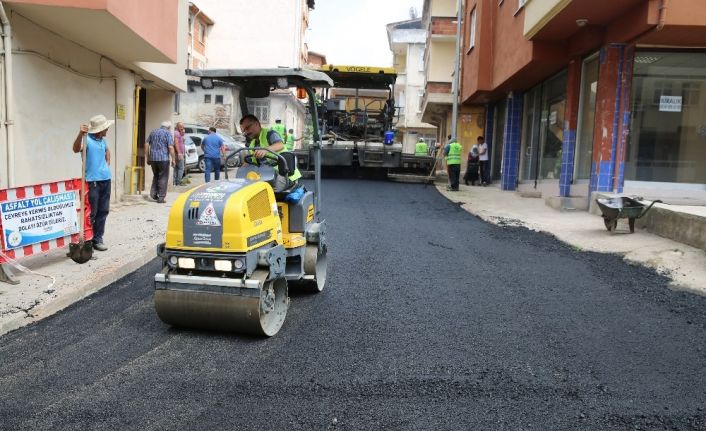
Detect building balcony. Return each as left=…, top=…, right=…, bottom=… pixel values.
left=421, top=81, right=453, bottom=124
left=430, top=16, right=456, bottom=39
left=5, top=0, right=177, bottom=63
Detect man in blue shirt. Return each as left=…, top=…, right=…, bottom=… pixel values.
left=145, top=121, right=175, bottom=203
left=72, top=114, right=113, bottom=251
left=202, top=127, right=225, bottom=183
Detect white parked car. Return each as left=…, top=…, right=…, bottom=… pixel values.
left=183, top=135, right=199, bottom=171
left=183, top=124, right=245, bottom=172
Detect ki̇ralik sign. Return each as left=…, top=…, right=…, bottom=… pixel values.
left=659, top=95, right=682, bottom=112
left=0, top=191, right=79, bottom=249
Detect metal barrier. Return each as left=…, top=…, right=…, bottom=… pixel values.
left=0, top=178, right=92, bottom=284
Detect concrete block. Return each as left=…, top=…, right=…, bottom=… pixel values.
left=637, top=207, right=706, bottom=251
left=545, top=196, right=589, bottom=212
left=517, top=190, right=542, bottom=199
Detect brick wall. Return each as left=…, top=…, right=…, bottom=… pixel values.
left=431, top=17, right=456, bottom=36
left=427, top=82, right=452, bottom=94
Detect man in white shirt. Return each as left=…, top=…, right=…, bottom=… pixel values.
left=477, top=136, right=489, bottom=186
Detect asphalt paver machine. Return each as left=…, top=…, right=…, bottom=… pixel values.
left=153, top=69, right=332, bottom=336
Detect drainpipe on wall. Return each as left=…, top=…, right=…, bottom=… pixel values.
left=626, top=0, right=669, bottom=44
left=450, top=0, right=462, bottom=140
left=0, top=2, right=15, bottom=188
left=189, top=9, right=202, bottom=69
left=656, top=0, right=669, bottom=31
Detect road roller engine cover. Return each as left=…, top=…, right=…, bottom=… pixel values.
left=153, top=147, right=327, bottom=336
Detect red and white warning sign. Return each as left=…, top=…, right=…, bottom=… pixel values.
left=197, top=202, right=221, bottom=226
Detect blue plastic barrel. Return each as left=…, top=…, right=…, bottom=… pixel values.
left=384, top=130, right=394, bottom=145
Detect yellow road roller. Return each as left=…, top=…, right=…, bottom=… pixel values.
left=153, top=69, right=332, bottom=336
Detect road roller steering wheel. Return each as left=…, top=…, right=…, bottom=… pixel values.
left=225, top=147, right=291, bottom=179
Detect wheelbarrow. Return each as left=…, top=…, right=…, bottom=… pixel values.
left=596, top=197, right=662, bottom=233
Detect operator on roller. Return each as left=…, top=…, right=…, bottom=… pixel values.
left=239, top=114, right=302, bottom=185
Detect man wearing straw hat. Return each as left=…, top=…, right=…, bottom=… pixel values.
left=72, top=114, right=113, bottom=251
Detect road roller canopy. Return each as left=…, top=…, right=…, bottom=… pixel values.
left=318, top=64, right=397, bottom=90
left=187, top=68, right=333, bottom=97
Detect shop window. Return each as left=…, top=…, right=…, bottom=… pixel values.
left=575, top=55, right=600, bottom=180
left=627, top=51, right=706, bottom=184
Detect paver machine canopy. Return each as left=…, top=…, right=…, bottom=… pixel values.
left=317, top=65, right=397, bottom=142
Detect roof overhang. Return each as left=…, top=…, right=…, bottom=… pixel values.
left=6, top=0, right=176, bottom=63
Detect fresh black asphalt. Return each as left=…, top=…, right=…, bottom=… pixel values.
left=1, top=179, right=705, bottom=430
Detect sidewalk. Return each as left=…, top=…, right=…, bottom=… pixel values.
left=0, top=176, right=202, bottom=336
left=436, top=181, right=706, bottom=296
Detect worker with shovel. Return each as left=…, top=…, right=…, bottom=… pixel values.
left=72, top=114, right=113, bottom=251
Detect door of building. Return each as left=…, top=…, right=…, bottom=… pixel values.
left=491, top=100, right=506, bottom=182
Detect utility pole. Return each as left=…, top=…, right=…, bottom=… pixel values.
left=450, top=0, right=463, bottom=141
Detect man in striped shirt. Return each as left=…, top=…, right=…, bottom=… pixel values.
left=145, top=121, right=175, bottom=203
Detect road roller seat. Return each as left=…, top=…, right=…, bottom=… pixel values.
left=235, top=163, right=296, bottom=196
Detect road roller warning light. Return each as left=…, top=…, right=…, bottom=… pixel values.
left=153, top=68, right=332, bottom=337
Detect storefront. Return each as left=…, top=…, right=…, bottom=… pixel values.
left=519, top=71, right=567, bottom=184
left=626, top=50, right=706, bottom=187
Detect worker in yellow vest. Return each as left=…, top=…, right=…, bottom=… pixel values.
left=284, top=128, right=302, bottom=151
left=444, top=137, right=462, bottom=191
left=239, top=114, right=302, bottom=184
left=271, top=119, right=286, bottom=139
left=415, top=138, right=428, bottom=156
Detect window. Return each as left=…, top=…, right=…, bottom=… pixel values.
left=682, top=82, right=700, bottom=106
left=215, top=95, right=224, bottom=104
left=652, top=80, right=673, bottom=105
left=174, top=93, right=180, bottom=114
left=469, top=8, right=477, bottom=49
left=198, top=23, right=206, bottom=43
left=204, top=94, right=211, bottom=104
left=247, top=99, right=270, bottom=123
left=518, top=0, right=527, bottom=8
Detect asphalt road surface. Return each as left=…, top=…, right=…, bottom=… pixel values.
left=1, top=180, right=705, bottom=430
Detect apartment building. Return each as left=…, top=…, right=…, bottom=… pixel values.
left=421, top=0, right=484, bottom=161
left=0, top=0, right=187, bottom=199
left=462, top=0, right=706, bottom=204
left=179, top=0, right=315, bottom=138
left=387, top=18, right=437, bottom=153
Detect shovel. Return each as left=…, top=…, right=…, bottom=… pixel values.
left=68, top=133, right=94, bottom=264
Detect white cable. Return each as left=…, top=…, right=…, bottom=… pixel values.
left=0, top=250, right=56, bottom=289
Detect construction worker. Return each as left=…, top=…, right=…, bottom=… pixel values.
left=239, top=114, right=302, bottom=184
left=444, top=136, right=462, bottom=191
left=284, top=128, right=301, bottom=152
left=415, top=138, right=428, bottom=156
left=271, top=119, right=286, bottom=139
